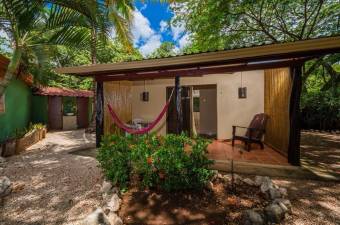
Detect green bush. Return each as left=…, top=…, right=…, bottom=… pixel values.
left=97, top=133, right=214, bottom=191
left=96, top=135, right=133, bottom=189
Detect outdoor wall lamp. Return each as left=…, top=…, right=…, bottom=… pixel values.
left=238, top=72, right=247, bottom=99
left=141, top=80, right=149, bottom=102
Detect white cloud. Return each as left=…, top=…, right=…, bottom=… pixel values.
left=139, top=34, right=162, bottom=56
left=159, top=20, right=168, bottom=33
left=140, top=4, right=147, bottom=11
left=178, top=33, right=191, bottom=49
left=171, top=21, right=186, bottom=41
left=131, top=10, right=155, bottom=44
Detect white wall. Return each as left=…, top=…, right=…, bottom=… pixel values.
left=131, top=70, right=264, bottom=139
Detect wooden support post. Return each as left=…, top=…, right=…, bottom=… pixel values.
left=288, top=65, right=302, bottom=166
left=175, top=76, right=183, bottom=134
left=96, top=81, right=104, bottom=147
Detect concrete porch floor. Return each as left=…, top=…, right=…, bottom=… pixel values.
left=207, top=140, right=289, bottom=165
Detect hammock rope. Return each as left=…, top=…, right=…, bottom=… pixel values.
left=107, top=88, right=175, bottom=134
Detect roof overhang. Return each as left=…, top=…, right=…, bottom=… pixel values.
left=33, top=86, right=93, bottom=97
left=55, top=36, right=340, bottom=81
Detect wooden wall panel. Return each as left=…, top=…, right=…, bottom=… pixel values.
left=103, top=81, right=132, bottom=135
left=264, top=68, right=291, bottom=156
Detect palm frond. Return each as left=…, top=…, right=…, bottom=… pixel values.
left=49, top=26, right=92, bottom=48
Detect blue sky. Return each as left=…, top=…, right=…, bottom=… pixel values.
left=0, top=2, right=190, bottom=57
left=132, top=1, right=190, bottom=56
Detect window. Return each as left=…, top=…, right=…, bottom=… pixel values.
left=0, top=94, right=5, bottom=113
left=63, top=97, right=77, bottom=116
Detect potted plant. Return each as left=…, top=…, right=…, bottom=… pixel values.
left=15, top=129, right=28, bottom=154
left=32, top=123, right=46, bottom=140
left=40, top=124, right=47, bottom=139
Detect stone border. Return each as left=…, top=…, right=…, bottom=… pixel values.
left=85, top=173, right=292, bottom=225
left=81, top=180, right=123, bottom=225
left=211, top=171, right=291, bottom=225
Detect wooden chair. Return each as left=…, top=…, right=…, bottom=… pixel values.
left=232, top=113, right=269, bottom=151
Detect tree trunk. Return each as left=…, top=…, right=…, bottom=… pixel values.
left=0, top=48, right=22, bottom=96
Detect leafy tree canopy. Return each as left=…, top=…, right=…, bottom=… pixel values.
left=172, top=0, right=340, bottom=130
left=149, top=42, right=177, bottom=58
left=172, top=0, right=340, bottom=51
left=36, top=39, right=142, bottom=90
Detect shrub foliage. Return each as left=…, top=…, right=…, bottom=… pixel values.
left=97, top=133, right=214, bottom=191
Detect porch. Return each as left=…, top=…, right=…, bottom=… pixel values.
left=207, top=140, right=289, bottom=165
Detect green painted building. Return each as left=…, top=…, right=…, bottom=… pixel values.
left=0, top=79, right=32, bottom=142
left=0, top=55, right=93, bottom=144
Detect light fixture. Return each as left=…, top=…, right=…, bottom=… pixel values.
left=141, top=80, right=149, bottom=102
left=238, top=71, right=247, bottom=99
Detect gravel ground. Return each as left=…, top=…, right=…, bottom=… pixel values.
left=276, top=131, right=339, bottom=225
left=0, top=130, right=339, bottom=225
left=0, top=130, right=103, bottom=225
left=275, top=178, right=340, bottom=225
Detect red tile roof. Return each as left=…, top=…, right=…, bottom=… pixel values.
left=34, top=86, right=93, bottom=97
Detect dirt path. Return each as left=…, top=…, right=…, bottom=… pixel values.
left=0, top=130, right=103, bottom=225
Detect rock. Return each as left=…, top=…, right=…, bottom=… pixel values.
left=264, top=203, right=285, bottom=224
left=101, top=180, right=113, bottom=194
left=242, top=209, right=265, bottom=225
left=260, top=178, right=273, bottom=194
left=102, top=193, right=110, bottom=202
left=222, top=174, right=231, bottom=183
left=112, top=187, right=119, bottom=194
left=108, top=213, right=123, bottom=225
left=269, top=187, right=282, bottom=200
left=206, top=181, right=214, bottom=190
left=0, top=157, right=6, bottom=165
left=273, top=198, right=292, bottom=213
left=230, top=174, right=242, bottom=185
left=0, top=176, right=11, bottom=197
left=211, top=170, right=219, bottom=176
left=254, top=176, right=265, bottom=186
left=242, top=178, right=255, bottom=186
left=255, top=176, right=273, bottom=186
left=217, top=173, right=224, bottom=180
left=83, top=208, right=111, bottom=225
left=278, top=187, right=288, bottom=197
left=107, top=194, right=121, bottom=212
left=211, top=170, right=221, bottom=181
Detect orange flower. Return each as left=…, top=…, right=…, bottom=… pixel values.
left=147, top=156, right=153, bottom=165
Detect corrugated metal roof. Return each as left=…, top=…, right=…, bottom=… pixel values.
left=55, top=36, right=340, bottom=76
left=33, top=86, right=93, bottom=97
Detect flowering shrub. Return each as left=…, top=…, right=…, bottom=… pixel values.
left=97, top=133, right=214, bottom=191
left=97, top=134, right=133, bottom=189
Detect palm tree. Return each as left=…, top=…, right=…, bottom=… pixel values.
left=0, top=0, right=135, bottom=96
left=0, top=0, right=102, bottom=95
left=85, top=0, right=135, bottom=125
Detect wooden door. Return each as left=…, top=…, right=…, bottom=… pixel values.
left=48, top=96, right=63, bottom=130
left=166, top=86, right=191, bottom=135
left=77, top=97, right=89, bottom=128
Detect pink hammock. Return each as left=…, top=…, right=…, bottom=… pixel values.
left=107, top=89, right=174, bottom=134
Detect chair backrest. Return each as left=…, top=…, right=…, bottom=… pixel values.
left=245, top=113, right=269, bottom=139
